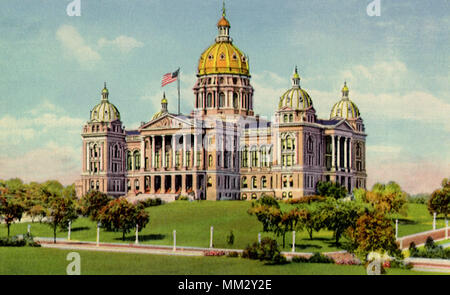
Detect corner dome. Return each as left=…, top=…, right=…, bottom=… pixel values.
left=330, top=82, right=361, bottom=120
left=90, top=83, right=121, bottom=122
left=278, top=67, right=313, bottom=110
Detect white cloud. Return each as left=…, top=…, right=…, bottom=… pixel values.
left=56, top=25, right=101, bottom=67
left=0, top=141, right=80, bottom=185
left=98, top=35, right=144, bottom=53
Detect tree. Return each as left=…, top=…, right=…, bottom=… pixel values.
left=318, top=198, right=361, bottom=244
left=316, top=181, right=347, bottom=199
left=247, top=195, right=280, bottom=232
left=297, top=206, right=324, bottom=240
left=346, top=212, right=401, bottom=260
left=46, top=196, right=78, bottom=243
left=79, top=190, right=112, bottom=221
left=97, top=198, right=150, bottom=241
left=366, top=181, right=408, bottom=216
left=275, top=208, right=301, bottom=248
left=428, top=178, right=449, bottom=219
left=0, top=195, right=25, bottom=238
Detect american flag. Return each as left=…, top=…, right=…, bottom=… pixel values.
left=161, top=68, right=179, bottom=87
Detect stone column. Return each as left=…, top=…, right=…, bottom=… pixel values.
left=151, top=136, right=155, bottom=169
left=172, top=135, right=176, bottom=168
left=183, top=134, right=187, bottom=168
left=162, top=135, right=166, bottom=168
left=344, top=137, right=348, bottom=172
left=337, top=136, right=341, bottom=170
left=331, top=135, right=336, bottom=170
left=194, top=133, right=198, bottom=168
left=140, top=137, right=145, bottom=171
left=171, top=174, right=176, bottom=193
left=349, top=138, right=353, bottom=171
left=161, top=174, right=166, bottom=193
left=181, top=174, right=186, bottom=194
left=150, top=175, right=155, bottom=194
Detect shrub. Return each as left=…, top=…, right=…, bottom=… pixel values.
left=291, top=256, right=310, bottom=263
left=284, top=195, right=326, bottom=204
left=136, top=198, right=162, bottom=209
left=408, top=242, right=420, bottom=257
left=0, top=233, right=40, bottom=247
left=308, top=252, right=334, bottom=264
left=390, top=259, right=413, bottom=270
left=226, top=251, right=240, bottom=258
left=242, top=237, right=287, bottom=264
left=177, top=196, right=189, bottom=201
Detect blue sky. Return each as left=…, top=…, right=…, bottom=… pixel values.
left=0, top=0, right=448, bottom=194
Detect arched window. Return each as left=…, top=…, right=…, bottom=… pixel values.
left=242, top=193, right=247, bottom=200
left=135, top=179, right=140, bottom=191
left=282, top=192, right=287, bottom=199
left=241, top=146, right=249, bottom=167
left=289, top=114, right=293, bottom=122
left=241, top=177, right=248, bottom=188
left=96, top=181, right=99, bottom=190
left=260, top=146, right=267, bottom=167
left=251, top=176, right=257, bottom=189
left=134, top=151, right=140, bottom=170
left=356, top=143, right=361, bottom=157
left=219, top=92, right=225, bottom=107
left=251, top=148, right=258, bottom=167
left=93, top=144, right=98, bottom=157
left=208, top=155, right=213, bottom=167
left=207, top=177, right=213, bottom=187
left=127, top=151, right=132, bottom=170
left=288, top=192, right=293, bottom=199
left=307, top=136, right=313, bottom=152
left=127, top=180, right=131, bottom=191
left=233, top=93, right=239, bottom=108
left=90, top=181, right=95, bottom=190
left=284, top=114, right=288, bottom=123
left=251, top=193, right=257, bottom=200
left=207, top=93, right=212, bottom=108
left=261, top=176, right=267, bottom=188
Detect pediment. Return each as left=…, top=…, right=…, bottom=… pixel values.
left=334, top=120, right=355, bottom=132
left=139, top=113, right=194, bottom=131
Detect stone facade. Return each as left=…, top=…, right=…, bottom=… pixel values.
left=75, top=9, right=367, bottom=201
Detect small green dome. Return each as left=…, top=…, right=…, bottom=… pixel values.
left=330, top=82, right=360, bottom=119
left=278, top=67, right=313, bottom=110
left=90, top=101, right=121, bottom=122
left=90, top=83, right=121, bottom=122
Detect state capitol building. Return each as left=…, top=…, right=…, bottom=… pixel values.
left=75, top=7, right=367, bottom=201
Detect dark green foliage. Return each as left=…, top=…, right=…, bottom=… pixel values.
left=242, top=237, right=287, bottom=264
left=254, top=194, right=279, bottom=208
left=226, top=251, right=240, bottom=258
left=291, top=253, right=334, bottom=264
left=79, top=190, right=112, bottom=221
left=136, top=198, right=162, bottom=209
left=427, top=178, right=449, bottom=218
left=409, top=237, right=450, bottom=259
left=0, top=233, right=40, bottom=247
left=316, top=181, right=347, bottom=199
left=226, top=230, right=235, bottom=246
left=284, top=195, right=326, bottom=204
left=389, top=259, right=413, bottom=270
left=98, top=198, right=150, bottom=241
left=407, top=194, right=429, bottom=204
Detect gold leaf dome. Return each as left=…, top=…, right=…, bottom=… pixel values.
left=330, top=82, right=361, bottom=119
left=278, top=67, right=313, bottom=110
left=90, top=83, right=121, bottom=122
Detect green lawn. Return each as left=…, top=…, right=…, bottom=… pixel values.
left=0, top=247, right=441, bottom=275
left=390, top=203, right=448, bottom=237
left=0, top=201, right=342, bottom=253
left=0, top=201, right=445, bottom=253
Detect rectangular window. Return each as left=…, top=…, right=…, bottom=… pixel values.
left=196, top=151, right=201, bottom=167
left=176, top=152, right=180, bottom=167
left=186, top=151, right=191, bottom=167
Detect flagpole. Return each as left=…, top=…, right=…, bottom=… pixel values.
left=177, top=67, right=181, bottom=115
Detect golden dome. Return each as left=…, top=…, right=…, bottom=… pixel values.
left=90, top=83, right=121, bottom=122
left=198, top=42, right=249, bottom=76
left=152, top=93, right=168, bottom=120
left=278, top=67, right=313, bottom=110
left=330, top=82, right=361, bottom=119
left=197, top=3, right=249, bottom=76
